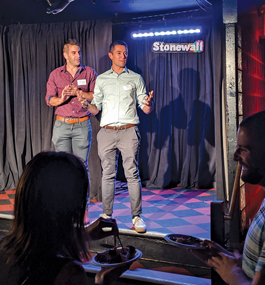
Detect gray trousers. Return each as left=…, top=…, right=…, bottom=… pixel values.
left=52, top=119, right=92, bottom=203
left=97, top=126, right=142, bottom=216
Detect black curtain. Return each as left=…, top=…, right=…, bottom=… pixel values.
left=1, top=17, right=220, bottom=195
left=115, top=24, right=217, bottom=189
left=0, top=20, right=111, bottom=201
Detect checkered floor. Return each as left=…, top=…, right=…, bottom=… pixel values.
left=0, top=190, right=15, bottom=213
left=90, top=187, right=214, bottom=239
left=0, top=187, right=215, bottom=239
left=0, top=187, right=215, bottom=240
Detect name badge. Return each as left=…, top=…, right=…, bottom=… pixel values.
left=123, top=84, right=132, bottom=91
left=77, top=79, right=87, bottom=86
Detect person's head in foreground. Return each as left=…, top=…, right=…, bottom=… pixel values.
left=1, top=151, right=89, bottom=267
left=234, top=110, right=265, bottom=187
left=191, top=110, right=265, bottom=285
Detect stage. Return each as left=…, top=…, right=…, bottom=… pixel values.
left=0, top=187, right=215, bottom=284
left=0, top=187, right=215, bottom=239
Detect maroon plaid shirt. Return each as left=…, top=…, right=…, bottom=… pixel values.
left=45, top=63, right=97, bottom=118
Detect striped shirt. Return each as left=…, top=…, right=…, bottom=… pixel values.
left=242, top=198, right=265, bottom=278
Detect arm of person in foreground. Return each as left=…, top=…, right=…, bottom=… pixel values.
left=208, top=252, right=265, bottom=285
left=85, top=217, right=119, bottom=240
left=190, top=240, right=265, bottom=285
left=190, top=239, right=234, bottom=263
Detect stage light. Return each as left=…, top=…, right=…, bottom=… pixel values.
left=132, top=32, right=154, bottom=38
left=131, top=28, right=201, bottom=39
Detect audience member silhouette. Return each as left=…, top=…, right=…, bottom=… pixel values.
left=0, top=151, right=128, bottom=284
left=190, top=111, right=265, bottom=285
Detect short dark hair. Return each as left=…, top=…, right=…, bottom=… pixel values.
left=240, top=110, right=265, bottom=142
left=109, top=40, right=128, bottom=53
left=63, top=39, right=80, bottom=53
left=240, top=110, right=265, bottom=130
left=1, top=151, right=89, bottom=267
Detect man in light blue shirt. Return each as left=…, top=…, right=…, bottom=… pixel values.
left=81, top=40, right=153, bottom=233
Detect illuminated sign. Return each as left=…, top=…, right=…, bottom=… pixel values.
left=152, top=40, right=204, bottom=53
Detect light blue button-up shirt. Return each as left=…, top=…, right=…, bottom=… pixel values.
left=91, top=67, right=147, bottom=127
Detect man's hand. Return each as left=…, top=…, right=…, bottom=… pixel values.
left=59, top=85, right=82, bottom=104
left=189, top=239, right=233, bottom=264
left=77, top=89, right=88, bottom=108
left=59, top=85, right=73, bottom=104
left=142, top=91, right=154, bottom=114
left=77, top=95, right=99, bottom=115
left=49, top=85, right=81, bottom=106
left=68, top=85, right=81, bottom=96
left=76, top=89, right=86, bottom=100
left=208, top=251, right=242, bottom=284
left=142, top=91, right=153, bottom=107
left=190, top=240, right=248, bottom=285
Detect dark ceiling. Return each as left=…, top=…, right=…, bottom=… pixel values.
left=1, top=0, right=213, bottom=25
left=0, top=0, right=264, bottom=26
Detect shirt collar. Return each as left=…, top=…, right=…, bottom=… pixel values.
left=109, top=66, right=129, bottom=75
left=60, top=63, right=85, bottom=73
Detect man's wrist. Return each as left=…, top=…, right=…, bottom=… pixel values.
left=59, top=97, right=65, bottom=104
left=82, top=101, right=89, bottom=109
left=148, top=100, right=153, bottom=108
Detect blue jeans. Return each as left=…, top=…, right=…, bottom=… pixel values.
left=97, top=126, right=142, bottom=216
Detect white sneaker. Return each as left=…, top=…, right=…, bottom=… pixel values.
left=132, top=216, right=146, bottom=233
left=100, top=213, right=112, bottom=219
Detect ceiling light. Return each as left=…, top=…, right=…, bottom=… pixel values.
left=131, top=28, right=201, bottom=39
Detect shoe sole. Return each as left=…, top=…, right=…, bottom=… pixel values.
left=133, top=227, right=146, bottom=233
left=100, top=215, right=112, bottom=219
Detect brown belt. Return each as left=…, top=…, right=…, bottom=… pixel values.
left=56, top=115, right=90, bottom=124
left=102, top=124, right=136, bottom=130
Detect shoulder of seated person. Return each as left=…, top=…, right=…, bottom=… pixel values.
left=54, top=260, right=88, bottom=285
